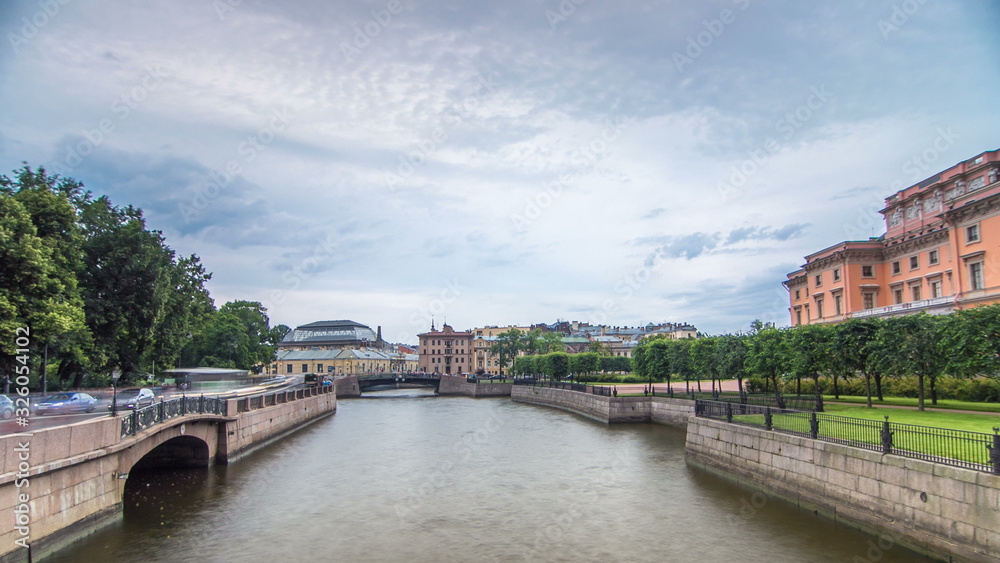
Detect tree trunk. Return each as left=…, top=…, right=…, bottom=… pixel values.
left=864, top=373, right=872, bottom=408
left=874, top=374, right=884, bottom=402
left=930, top=376, right=938, bottom=405
left=917, top=374, right=925, bottom=411
left=813, top=375, right=824, bottom=413
left=796, top=375, right=801, bottom=396
left=772, top=375, right=785, bottom=409
left=832, top=371, right=840, bottom=399
left=738, top=377, right=745, bottom=403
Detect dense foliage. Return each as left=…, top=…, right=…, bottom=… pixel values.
left=1, top=166, right=286, bottom=389
left=632, top=312, right=1000, bottom=410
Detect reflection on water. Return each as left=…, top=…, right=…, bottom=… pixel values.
left=49, top=396, right=934, bottom=562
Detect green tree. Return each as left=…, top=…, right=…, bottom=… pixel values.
left=541, top=352, right=570, bottom=381
left=714, top=334, right=748, bottom=402
left=875, top=314, right=948, bottom=410
left=669, top=338, right=695, bottom=393
left=489, top=328, right=523, bottom=378
left=832, top=318, right=882, bottom=407
left=519, top=329, right=542, bottom=355
left=944, top=304, right=1000, bottom=377
left=600, top=355, right=631, bottom=373
left=188, top=301, right=279, bottom=372
left=587, top=340, right=611, bottom=356
left=689, top=337, right=720, bottom=394
left=571, top=352, right=600, bottom=379
left=746, top=326, right=790, bottom=408
left=0, top=167, right=89, bottom=389
left=537, top=331, right=566, bottom=354
left=77, top=197, right=179, bottom=383
left=513, top=355, right=536, bottom=377
left=145, top=254, right=215, bottom=379
left=788, top=323, right=834, bottom=411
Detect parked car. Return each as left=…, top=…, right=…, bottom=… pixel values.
left=109, top=388, right=156, bottom=410
left=0, top=394, right=13, bottom=419
left=32, top=392, right=98, bottom=415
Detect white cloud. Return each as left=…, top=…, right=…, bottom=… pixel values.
left=2, top=0, right=998, bottom=341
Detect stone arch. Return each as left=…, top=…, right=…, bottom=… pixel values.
left=118, top=420, right=221, bottom=477
left=131, top=435, right=212, bottom=470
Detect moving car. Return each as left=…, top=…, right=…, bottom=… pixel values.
left=0, top=394, right=13, bottom=419
left=32, top=392, right=98, bottom=415
left=109, top=388, right=156, bottom=410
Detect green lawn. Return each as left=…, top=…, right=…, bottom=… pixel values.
left=821, top=404, right=1000, bottom=434
left=824, top=395, right=1000, bottom=414
left=727, top=405, right=997, bottom=468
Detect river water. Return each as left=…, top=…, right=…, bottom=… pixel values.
left=50, top=389, right=933, bottom=562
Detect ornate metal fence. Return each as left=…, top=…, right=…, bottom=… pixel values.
left=118, top=384, right=334, bottom=439
left=695, top=399, right=1000, bottom=474
left=119, top=395, right=228, bottom=438
left=530, top=381, right=613, bottom=396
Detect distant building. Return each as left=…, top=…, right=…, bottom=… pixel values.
left=471, top=325, right=530, bottom=375
left=277, top=320, right=383, bottom=351
left=417, top=322, right=473, bottom=375
left=785, top=149, right=1000, bottom=325
left=273, top=348, right=416, bottom=376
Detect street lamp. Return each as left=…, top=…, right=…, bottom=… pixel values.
left=110, top=370, right=121, bottom=417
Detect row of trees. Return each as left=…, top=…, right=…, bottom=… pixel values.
left=511, top=352, right=632, bottom=379
left=632, top=309, right=1000, bottom=411
left=487, top=328, right=629, bottom=377
left=1, top=166, right=287, bottom=389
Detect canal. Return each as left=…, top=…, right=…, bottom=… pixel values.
left=50, top=389, right=932, bottom=562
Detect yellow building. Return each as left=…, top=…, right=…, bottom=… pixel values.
left=471, top=325, right=530, bottom=375
left=274, top=348, right=393, bottom=376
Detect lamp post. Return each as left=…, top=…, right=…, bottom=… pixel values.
left=110, top=370, right=121, bottom=417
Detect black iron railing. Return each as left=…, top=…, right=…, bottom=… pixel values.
left=119, top=395, right=228, bottom=438
left=530, top=381, right=614, bottom=397
left=695, top=399, right=1000, bottom=474
left=118, top=384, right=335, bottom=439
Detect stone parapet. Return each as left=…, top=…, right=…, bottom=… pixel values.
left=437, top=376, right=511, bottom=398
left=511, top=386, right=692, bottom=424
left=685, top=416, right=1000, bottom=563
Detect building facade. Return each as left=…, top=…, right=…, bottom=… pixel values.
left=417, top=323, right=473, bottom=375
left=786, top=149, right=1000, bottom=325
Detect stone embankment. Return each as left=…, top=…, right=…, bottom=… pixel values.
left=437, top=376, right=511, bottom=398
left=509, top=386, right=693, bottom=427
left=686, top=416, right=1000, bottom=563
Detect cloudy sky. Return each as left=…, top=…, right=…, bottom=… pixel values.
left=1, top=0, right=998, bottom=343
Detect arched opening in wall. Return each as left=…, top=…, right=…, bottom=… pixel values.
left=131, top=435, right=211, bottom=471
left=122, top=436, right=216, bottom=523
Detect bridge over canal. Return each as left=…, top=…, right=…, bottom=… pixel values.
left=0, top=385, right=336, bottom=563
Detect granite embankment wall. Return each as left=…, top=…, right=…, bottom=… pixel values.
left=686, top=416, right=1000, bottom=563
left=219, top=391, right=336, bottom=463
left=437, top=376, right=511, bottom=398
left=509, top=386, right=693, bottom=426
left=334, top=376, right=361, bottom=398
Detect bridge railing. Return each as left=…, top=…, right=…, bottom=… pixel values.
left=120, top=395, right=229, bottom=438
left=233, top=383, right=334, bottom=414
left=119, top=384, right=334, bottom=438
